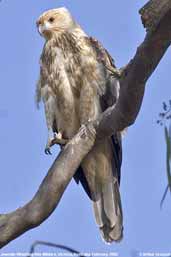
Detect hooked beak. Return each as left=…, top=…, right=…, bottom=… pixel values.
left=38, top=22, right=51, bottom=35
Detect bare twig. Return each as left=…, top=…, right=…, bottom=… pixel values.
left=160, top=185, right=169, bottom=209
left=29, top=241, right=84, bottom=257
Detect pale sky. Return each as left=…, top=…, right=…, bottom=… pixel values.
left=0, top=0, right=170, bottom=256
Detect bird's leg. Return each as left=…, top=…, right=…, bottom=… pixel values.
left=79, top=83, right=95, bottom=125
left=105, top=64, right=122, bottom=78
left=45, top=128, right=54, bottom=155
left=45, top=130, right=68, bottom=154
left=44, top=96, right=58, bottom=155
left=50, top=131, right=68, bottom=148
left=54, top=131, right=62, bottom=140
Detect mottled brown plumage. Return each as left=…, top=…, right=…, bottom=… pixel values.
left=36, top=7, right=123, bottom=243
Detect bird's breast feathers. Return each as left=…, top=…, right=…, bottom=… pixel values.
left=37, top=30, right=106, bottom=137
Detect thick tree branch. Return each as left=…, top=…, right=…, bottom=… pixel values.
left=0, top=125, right=96, bottom=248
left=96, top=3, right=171, bottom=138
left=139, top=0, right=171, bottom=32
left=0, top=0, right=171, bottom=248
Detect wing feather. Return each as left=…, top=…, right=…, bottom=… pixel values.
left=74, top=37, right=122, bottom=198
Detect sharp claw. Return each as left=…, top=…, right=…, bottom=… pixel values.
left=45, top=133, right=57, bottom=155
left=45, top=148, right=52, bottom=155
left=54, top=131, right=62, bottom=140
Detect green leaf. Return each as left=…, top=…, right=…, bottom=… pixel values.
left=165, top=126, right=171, bottom=188
left=165, top=126, right=171, bottom=163
left=160, top=126, right=171, bottom=208
left=169, top=123, right=171, bottom=161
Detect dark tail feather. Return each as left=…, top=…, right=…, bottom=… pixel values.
left=93, top=178, right=123, bottom=243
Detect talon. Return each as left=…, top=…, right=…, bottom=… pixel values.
left=54, top=132, right=58, bottom=138
left=45, top=147, right=52, bottom=155
left=54, top=131, right=62, bottom=140
left=45, top=139, right=53, bottom=155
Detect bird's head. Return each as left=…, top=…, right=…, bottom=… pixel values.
left=36, top=7, right=76, bottom=40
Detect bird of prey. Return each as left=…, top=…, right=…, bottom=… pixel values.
left=36, top=7, right=123, bottom=243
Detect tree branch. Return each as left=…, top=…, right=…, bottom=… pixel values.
left=0, top=125, right=96, bottom=248
left=139, top=0, right=171, bottom=32
left=0, top=0, right=171, bottom=248
left=29, top=241, right=83, bottom=257
left=95, top=4, right=171, bottom=138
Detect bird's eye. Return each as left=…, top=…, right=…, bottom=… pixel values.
left=36, top=20, right=41, bottom=27
left=48, top=17, right=55, bottom=23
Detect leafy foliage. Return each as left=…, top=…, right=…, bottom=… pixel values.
left=157, top=100, right=171, bottom=126
left=157, top=100, right=171, bottom=208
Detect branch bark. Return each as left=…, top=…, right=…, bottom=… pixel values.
left=139, top=0, right=171, bottom=32
left=0, top=125, right=96, bottom=248
left=96, top=4, right=171, bottom=138
left=0, top=0, right=171, bottom=248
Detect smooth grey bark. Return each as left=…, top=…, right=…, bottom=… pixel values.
left=0, top=0, right=171, bottom=248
